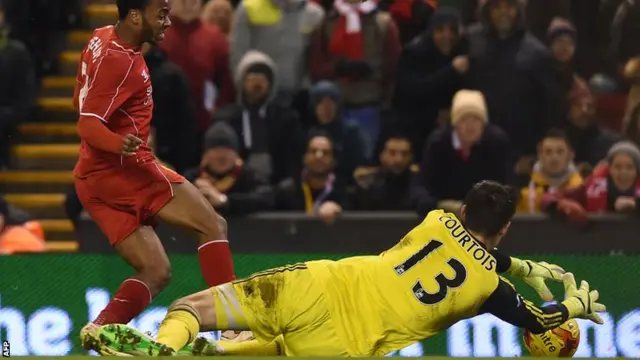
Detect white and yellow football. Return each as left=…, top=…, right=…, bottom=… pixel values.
left=523, top=319, right=580, bottom=357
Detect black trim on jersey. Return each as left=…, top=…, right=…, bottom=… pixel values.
left=489, top=249, right=512, bottom=273
left=479, top=279, right=569, bottom=334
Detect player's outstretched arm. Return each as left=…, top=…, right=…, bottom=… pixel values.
left=490, top=250, right=565, bottom=301
left=479, top=278, right=569, bottom=334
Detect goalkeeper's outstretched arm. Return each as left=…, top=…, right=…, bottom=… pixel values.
left=478, top=279, right=569, bottom=334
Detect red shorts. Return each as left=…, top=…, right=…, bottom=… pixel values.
left=75, top=161, right=185, bottom=245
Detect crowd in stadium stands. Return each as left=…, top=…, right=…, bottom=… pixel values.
left=3, top=0, right=640, bottom=252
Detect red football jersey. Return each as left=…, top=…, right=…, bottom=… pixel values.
left=73, top=26, right=155, bottom=177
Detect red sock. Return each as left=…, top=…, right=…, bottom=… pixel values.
left=198, top=240, right=236, bottom=286
left=93, top=279, right=152, bottom=325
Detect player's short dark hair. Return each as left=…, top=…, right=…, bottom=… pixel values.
left=116, top=0, right=150, bottom=20
left=462, top=180, right=518, bottom=237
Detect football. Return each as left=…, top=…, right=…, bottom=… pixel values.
left=523, top=319, right=580, bottom=357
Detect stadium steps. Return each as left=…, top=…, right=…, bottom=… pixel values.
left=60, top=50, right=81, bottom=77
left=0, top=171, right=74, bottom=193
left=38, top=96, right=76, bottom=121
left=67, top=30, right=92, bottom=51
left=3, top=193, right=68, bottom=219
left=11, top=143, right=79, bottom=170
left=36, top=219, right=75, bottom=242
left=41, top=76, right=76, bottom=97
left=18, top=122, right=79, bottom=143
left=86, top=4, right=118, bottom=30
left=46, top=241, right=79, bottom=252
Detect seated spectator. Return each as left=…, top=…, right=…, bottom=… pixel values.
left=411, top=90, right=509, bottom=216
left=309, top=0, right=401, bottom=144
left=542, top=141, right=640, bottom=223
left=145, top=47, right=197, bottom=173
left=214, top=50, right=303, bottom=185
left=201, top=0, right=233, bottom=37
left=277, top=133, right=346, bottom=224
left=307, top=81, right=369, bottom=181
left=0, top=1, right=36, bottom=169
left=516, top=129, right=583, bottom=213
left=0, top=196, right=45, bottom=254
left=353, top=135, right=417, bottom=210
left=564, top=78, right=619, bottom=168
left=393, top=7, right=466, bottom=160
left=186, top=122, right=274, bottom=216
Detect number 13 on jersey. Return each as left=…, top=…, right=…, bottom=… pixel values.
left=394, top=240, right=467, bottom=305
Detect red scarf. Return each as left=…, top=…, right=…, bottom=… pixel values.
left=329, top=0, right=377, bottom=60
left=584, top=165, right=640, bottom=212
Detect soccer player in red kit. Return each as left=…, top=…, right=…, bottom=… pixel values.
left=74, top=0, right=236, bottom=351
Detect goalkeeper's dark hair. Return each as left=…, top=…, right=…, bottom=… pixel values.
left=116, top=0, right=150, bottom=20
left=462, top=180, right=518, bottom=237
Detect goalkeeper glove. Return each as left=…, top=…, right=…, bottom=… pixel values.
left=507, top=257, right=565, bottom=301
left=561, top=272, right=606, bottom=325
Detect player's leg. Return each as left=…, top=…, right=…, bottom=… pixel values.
left=155, top=181, right=235, bottom=288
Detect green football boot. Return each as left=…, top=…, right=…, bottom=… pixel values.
left=97, top=324, right=176, bottom=356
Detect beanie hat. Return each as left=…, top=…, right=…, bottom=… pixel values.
left=608, top=141, right=640, bottom=170
left=203, top=121, right=240, bottom=151
left=547, top=17, right=576, bottom=43
left=451, top=90, right=488, bottom=125
left=428, top=7, right=462, bottom=33
left=245, top=62, right=274, bottom=85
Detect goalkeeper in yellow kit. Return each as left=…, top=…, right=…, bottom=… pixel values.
left=95, top=180, right=606, bottom=357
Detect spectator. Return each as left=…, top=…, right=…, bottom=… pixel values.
left=353, top=135, right=417, bottom=211
left=309, top=0, right=401, bottom=144
left=393, top=7, right=466, bottom=160
left=276, top=134, right=346, bottom=224
left=547, top=18, right=577, bottom=100
left=378, top=0, right=436, bottom=45
left=0, top=196, right=45, bottom=254
left=160, top=0, right=234, bottom=152
left=516, top=129, right=583, bottom=214
left=0, top=1, right=35, bottom=169
left=564, top=77, right=619, bottom=169
left=466, top=0, right=564, bottom=162
left=542, top=141, right=640, bottom=222
left=145, top=47, right=198, bottom=173
left=201, top=0, right=233, bottom=37
left=411, top=90, right=509, bottom=215
left=525, top=0, right=572, bottom=43
left=187, top=122, right=275, bottom=216
left=307, top=81, right=369, bottom=182
left=231, top=0, right=324, bottom=105
left=214, top=50, right=302, bottom=185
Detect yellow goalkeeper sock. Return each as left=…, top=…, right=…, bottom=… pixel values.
left=156, top=305, right=201, bottom=351
left=217, top=339, right=281, bottom=356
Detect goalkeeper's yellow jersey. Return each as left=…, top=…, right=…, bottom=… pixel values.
left=306, top=210, right=501, bottom=356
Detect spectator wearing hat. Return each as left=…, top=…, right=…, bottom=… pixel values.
left=306, top=80, right=369, bottom=182
left=411, top=89, right=510, bottom=216
left=0, top=1, right=35, bottom=169
left=564, top=77, right=619, bottom=169
left=214, top=50, right=303, bottom=185
left=547, top=18, right=577, bottom=97
left=393, top=7, right=466, bottom=161
left=231, top=0, right=324, bottom=106
left=543, top=141, right=640, bottom=224
left=0, top=196, right=45, bottom=254
left=377, top=0, right=436, bottom=45
left=186, top=122, right=275, bottom=216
